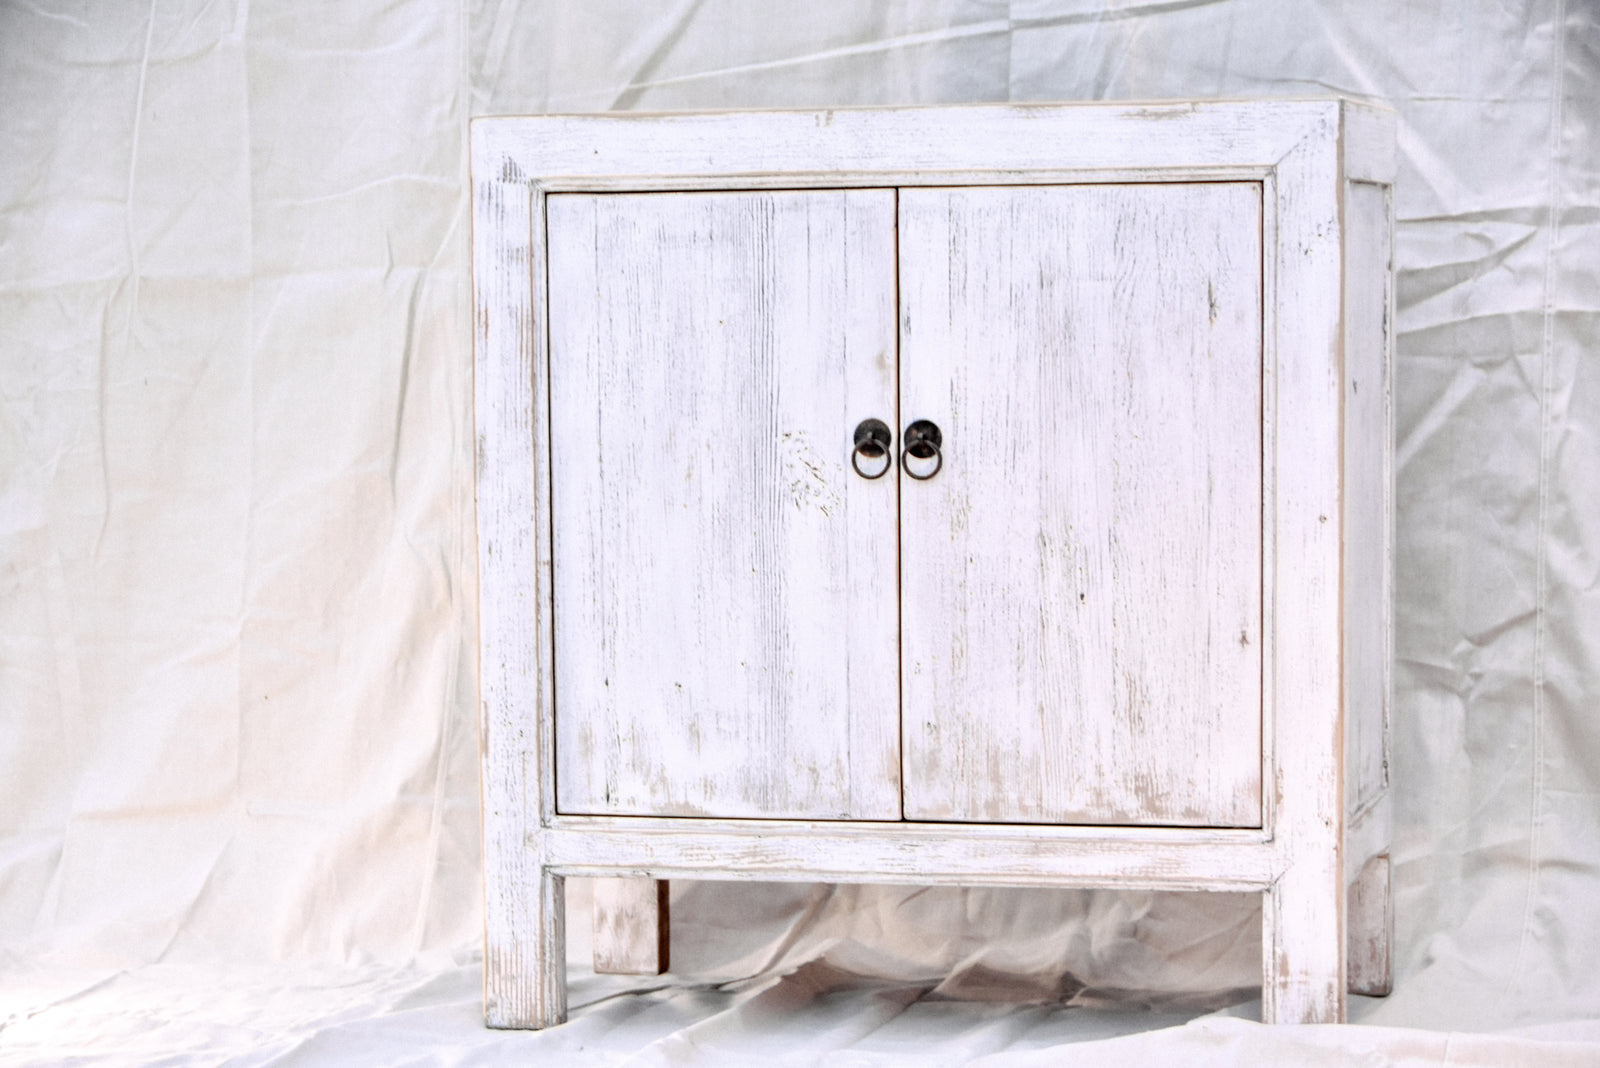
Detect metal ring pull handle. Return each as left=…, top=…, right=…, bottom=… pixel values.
left=850, top=418, right=894, bottom=480
left=901, top=419, right=943, bottom=481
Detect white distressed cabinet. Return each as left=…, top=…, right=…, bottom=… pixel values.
left=472, top=100, right=1395, bottom=1028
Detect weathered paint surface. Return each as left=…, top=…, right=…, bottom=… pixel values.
left=1344, top=178, right=1394, bottom=819
left=898, top=183, right=1263, bottom=827
left=472, top=99, right=1396, bottom=1029
left=1347, top=854, right=1393, bottom=997
left=547, top=189, right=900, bottom=821
left=592, top=877, right=670, bottom=975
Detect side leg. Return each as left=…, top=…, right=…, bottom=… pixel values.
left=1347, top=853, right=1393, bottom=996
left=1262, top=860, right=1345, bottom=1023
left=593, top=878, right=670, bottom=975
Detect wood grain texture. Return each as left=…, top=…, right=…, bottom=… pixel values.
left=1260, top=114, right=1347, bottom=1026
left=898, top=184, right=1262, bottom=827
left=1344, top=179, right=1394, bottom=819
left=1347, top=854, right=1393, bottom=996
left=473, top=152, right=561, bottom=1028
left=474, top=101, right=1343, bottom=187
left=592, top=878, right=669, bottom=975
left=547, top=190, right=900, bottom=820
left=544, top=818, right=1278, bottom=890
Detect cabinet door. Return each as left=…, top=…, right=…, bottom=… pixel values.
left=547, top=190, right=901, bottom=820
left=898, top=184, right=1263, bottom=826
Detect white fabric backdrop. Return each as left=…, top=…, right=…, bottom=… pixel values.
left=2, top=1, right=1598, bottom=1063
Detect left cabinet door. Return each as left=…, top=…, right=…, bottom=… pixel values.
left=547, top=190, right=902, bottom=820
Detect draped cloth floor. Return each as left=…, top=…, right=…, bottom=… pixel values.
left=3, top=1, right=1599, bottom=1063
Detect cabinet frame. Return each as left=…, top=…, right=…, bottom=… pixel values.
left=472, top=100, right=1395, bottom=1028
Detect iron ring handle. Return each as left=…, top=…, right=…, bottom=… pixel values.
left=851, top=418, right=893, bottom=480
left=901, top=419, right=943, bottom=481
left=901, top=440, right=943, bottom=480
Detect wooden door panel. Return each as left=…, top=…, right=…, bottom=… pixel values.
left=548, top=189, right=901, bottom=820
left=898, top=183, right=1263, bottom=826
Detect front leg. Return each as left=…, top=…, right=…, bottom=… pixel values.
left=1263, top=858, right=1345, bottom=1023
left=486, top=865, right=567, bottom=1029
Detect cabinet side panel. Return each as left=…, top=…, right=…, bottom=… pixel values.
left=899, top=184, right=1262, bottom=827
left=1343, top=180, right=1393, bottom=818
left=547, top=190, right=901, bottom=820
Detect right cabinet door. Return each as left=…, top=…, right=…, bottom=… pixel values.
left=898, top=184, right=1265, bottom=827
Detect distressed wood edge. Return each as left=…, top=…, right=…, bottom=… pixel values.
left=1339, top=173, right=1394, bottom=821
left=1261, top=108, right=1348, bottom=1026
left=550, top=814, right=1274, bottom=844
left=592, top=878, right=670, bottom=975
left=1335, top=115, right=1395, bottom=1006
left=542, top=823, right=1281, bottom=890
left=473, top=99, right=1351, bottom=182
left=471, top=96, right=1351, bottom=127
left=1266, top=112, right=1344, bottom=853
left=472, top=128, right=562, bottom=1028
left=1259, top=170, right=1281, bottom=840
left=1379, top=175, right=1398, bottom=806
left=527, top=166, right=1274, bottom=193
left=529, top=187, right=558, bottom=829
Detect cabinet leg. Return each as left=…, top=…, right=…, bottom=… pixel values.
left=593, top=877, right=670, bottom=975
left=1262, top=863, right=1345, bottom=1023
left=486, top=866, right=567, bottom=1029
left=1347, top=853, right=1393, bottom=996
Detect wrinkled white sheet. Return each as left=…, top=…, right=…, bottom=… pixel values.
left=2, top=0, right=1598, bottom=1063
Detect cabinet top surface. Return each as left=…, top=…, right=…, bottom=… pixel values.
left=474, top=96, right=1391, bottom=127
